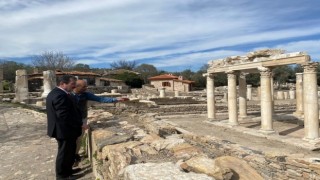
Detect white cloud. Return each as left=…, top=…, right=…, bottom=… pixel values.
left=0, top=0, right=320, bottom=70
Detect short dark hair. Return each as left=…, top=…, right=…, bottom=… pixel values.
left=59, top=75, right=76, bottom=84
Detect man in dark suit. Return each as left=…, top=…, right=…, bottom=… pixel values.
left=46, top=75, right=83, bottom=179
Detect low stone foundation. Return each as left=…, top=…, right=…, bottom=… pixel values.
left=86, top=110, right=320, bottom=180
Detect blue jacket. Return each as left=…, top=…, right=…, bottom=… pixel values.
left=72, top=92, right=117, bottom=121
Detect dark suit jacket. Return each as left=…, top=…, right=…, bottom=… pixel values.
left=46, top=87, right=82, bottom=139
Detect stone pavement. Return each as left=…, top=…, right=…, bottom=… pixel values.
left=0, top=105, right=93, bottom=180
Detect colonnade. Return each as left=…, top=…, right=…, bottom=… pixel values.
left=206, top=62, right=319, bottom=140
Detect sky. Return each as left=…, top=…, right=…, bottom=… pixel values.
left=0, top=0, right=320, bottom=72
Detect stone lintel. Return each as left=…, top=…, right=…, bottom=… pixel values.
left=208, top=55, right=310, bottom=73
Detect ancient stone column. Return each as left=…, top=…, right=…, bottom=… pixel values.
left=277, top=91, right=284, bottom=100
left=95, top=77, right=101, bottom=86
left=302, top=63, right=319, bottom=140
left=174, top=90, right=180, bottom=97
left=41, top=70, right=56, bottom=98
left=259, top=67, right=273, bottom=132
left=283, top=91, right=289, bottom=99
left=289, top=89, right=295, bottom=99
left=239, top=72, right=247, bottom=118
left=227, top=71, right=238, bottom=125
left=206, top=74, right=215, bottom=120
left=247, top=84, right=252, bottom=100
left=159, top=87, right=166, bottom=98
left=257, top=86, right=261, bottom=100
left=15, top=69, right=29, bottom=103
left=294, top=73, right=303, bottom=116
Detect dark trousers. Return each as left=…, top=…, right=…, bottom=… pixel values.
left=55, top=138, right=77, bottom=177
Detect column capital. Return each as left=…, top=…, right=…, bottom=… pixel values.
left=302, top=62, right=318, bottom=73
left=258, top=66, right=272, bottom=77
left=226, top=70, right=236, bottom=79
left=203, top=73, right=215, bottom=78
left=239, top=72, right=249, bottom=78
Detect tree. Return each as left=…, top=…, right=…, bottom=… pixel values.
left=73, top=63, right=90, bottom=72
left=112, top=72, right=143, bottom=88
left=32, top=51, right=75, bottom=71
left=110, top=60, right=137, bottom=70
left=272, top=65, right=294, bottom=89
left=0, top=60, right=33, bottom=83
left=134, top=64, right=158, bottom=84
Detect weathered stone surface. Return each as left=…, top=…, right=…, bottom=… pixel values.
left=214, top=156, right=264, bottom=180
left=97, top=134, right=133, bottom=150
left=181, top=156, right=232, bottom=180
left=171, top=143, right=203, bottom=159
left=309, top=163, right=320, bottom=175
left=124, top=162, right=215, bottom=180
left=101, top=141, right=143, bottom=179
left=138, top=144, right=158, bottom=155
left=140, top=133, right=162, bottom=144
left=150, top=134, right=185, bottom=151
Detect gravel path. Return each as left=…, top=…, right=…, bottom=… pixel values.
left=0, top=105, right=93, bottom=180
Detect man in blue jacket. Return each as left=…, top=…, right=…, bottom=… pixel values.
left=72, top=79, right=129, bottom=165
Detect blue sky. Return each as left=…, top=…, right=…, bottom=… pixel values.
left=0, top=0, right=320, bottom=72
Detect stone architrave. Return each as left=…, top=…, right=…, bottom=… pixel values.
left=258, top=67, right=274, bottom=132
left=41, top=70, right=56, bottom=98
left=302, top=63, right=319, bottom=140
left=227, top=71, right=238, bottom=125
left=239, top=72, right=247, bottom=118
left=206, top=74, right=215, bottom=120
left=247, top=84, right=252, bottom=100
left=294, top=73, right=303, bottom=116
left=159, top=88, right=166, bottom=98
left=15, top=69, right=29, bottom=103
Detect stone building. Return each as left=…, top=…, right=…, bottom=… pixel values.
left=148, top=74, right=194, bottom=92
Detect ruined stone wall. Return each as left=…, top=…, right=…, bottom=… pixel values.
left=87, top=111, right=320, bottom=180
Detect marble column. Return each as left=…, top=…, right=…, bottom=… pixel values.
left=41, top=70, right=56, bottom=98
left=227, top=71, right=238, bottom=125
left=159, top=87, right=166, bottom=98
left=247, top=84, right=252, bottom=100
left=239, top=72, right=247, bottom=118
left=277, top=91, right=284, bottom=100
left=289, top=89, right=295, bottom=99
left=15, top=69, right=29, bottom=103
left=259, top=67, right=273, bottom=132
left=302, top=63, right=319, bottom=140
left=206, top=74, right=215, bottom=120
left=294, top=73, right=304, bottom=116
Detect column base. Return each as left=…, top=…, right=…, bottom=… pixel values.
left=228, top=122, right=239, bottom=126
left=293, top=111, right=304, bottom=117
left=259, top=129, right=275, bottom=134
left=302, top=137, right=320, bottom=144
left=207, top=118, right=216, bottom=122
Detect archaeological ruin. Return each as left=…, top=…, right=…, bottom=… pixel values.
left=1, top=49, right=320, bottom=179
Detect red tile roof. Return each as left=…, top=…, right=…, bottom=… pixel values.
left=148, top=74, right=179, bottom=80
